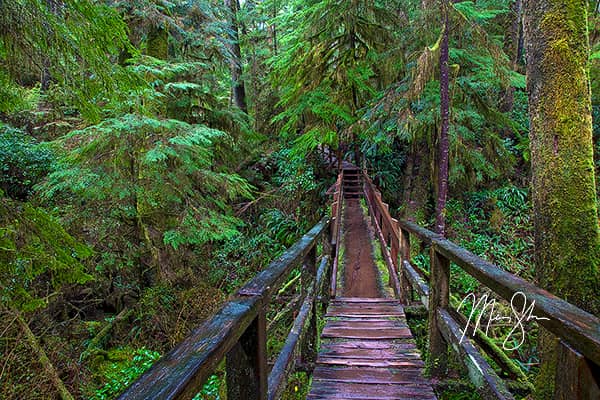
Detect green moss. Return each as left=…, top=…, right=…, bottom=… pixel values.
left=527, top=2, right=600, bottom=398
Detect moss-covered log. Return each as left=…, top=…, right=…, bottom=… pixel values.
left=523, top=0, right=600, bottom=397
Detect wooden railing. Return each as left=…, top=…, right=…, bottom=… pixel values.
left=329, top=173, right=343, bottom=298
left=118, top=210, right=335, bottom=399
left=363, top=171, right=600, bottom=400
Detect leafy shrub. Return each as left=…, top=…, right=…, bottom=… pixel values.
left=0, top=197, right=92, bottom=311
left=91, top=347, right=160, bottom=400
left=0, top=124, right=54, bottom=200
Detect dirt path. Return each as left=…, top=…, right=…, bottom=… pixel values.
left=341, top=198, right=381, bottom=298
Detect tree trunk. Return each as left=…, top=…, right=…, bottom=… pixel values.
left=500, top=0, right=523, bottom=113
left=435, top=1, right=450, bottom=236
left=225, top=0, right=247, bottom=113
left=16, top=312, right=74, bottom=400
left=523, top=0, right=600, bottom=397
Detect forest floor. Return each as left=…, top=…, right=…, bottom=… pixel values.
left=341, top=198, right=381, bottom=298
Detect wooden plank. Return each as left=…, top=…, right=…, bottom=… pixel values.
left=399, top=227, right=412, bottom=304
left=312, top=365, right=429, bottom=385
left=325, top=320, right=408, bottom=329
left=327, top=318, right=403, bottom=323
left=317, top=357, right=425, bottom=368
left=319, top=346, right=422, bottom=360
left=327, top=304, right=405, bottom=314
left=404, top=260, right=430, bottom=308
left=334, top=297, right=399, bottom=303
left=322, top=327, right=412, bottom=339
left=307, top=381, right=436, bottom=400
left=320, top=340, right=416, bottom=351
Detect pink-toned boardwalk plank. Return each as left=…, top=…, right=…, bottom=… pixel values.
left=307, top=298, right=436, bottom=400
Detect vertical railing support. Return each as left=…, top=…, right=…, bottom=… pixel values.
left=427, top=245, right=449, bottom=377
left=226, top=307, right=268, bottom=400
left=321, top=231, right=332, bottom=314
left=399, top=228, right=411, bottom=304
left=301, top=246, right=318, bottom=366
left=553, top=340, right=600, bottom=400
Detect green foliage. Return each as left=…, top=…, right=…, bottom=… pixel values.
left=446, top=185, right=533, bottom=278
left=193, top=374, right=222, bottom=400
left=0, top=71, right=39, bottom=113
left=0, top=198, right=92, bottom=312
left=270, top=0, right=402, bottom=154
left=0, top=0, right=140, bottom=121
left=90, top=347, right=160, bottom=400
left=42, top=114, right=251, bottom=253
left=0, top=124, right=54, bottom=200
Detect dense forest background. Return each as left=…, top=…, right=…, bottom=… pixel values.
left=0, top=0, right=598, bottom=399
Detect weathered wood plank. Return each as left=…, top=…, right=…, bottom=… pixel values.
left=308, top=296, right=436, bottom=399
left=307, top=382, right=436, bottom=400
left=327, top=305, right=406, bottom=314
left=318, top=346, right=422, bottom=360
left=322, top=327, right=413, bottom=339
left=312, top=365, right=429, bottom=385
left=319, top=340, right=416, bottom=351
left=317, top=357, right=426, bottom=368
left=334, top=297, right=399, bottom=303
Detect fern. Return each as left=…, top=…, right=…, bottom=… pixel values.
left=40, top=114, right=252, bottom=278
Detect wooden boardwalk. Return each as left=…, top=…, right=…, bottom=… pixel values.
left=307, top=297, right=436, bottom=400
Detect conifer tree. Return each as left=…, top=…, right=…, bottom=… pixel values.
left=523, top=0, right=600, bottom=396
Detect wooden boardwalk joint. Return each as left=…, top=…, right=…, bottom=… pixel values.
left=307, top=297, right=437, bottom=400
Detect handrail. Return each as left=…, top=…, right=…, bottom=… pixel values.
left=330, top=173, right=343, bottom=298
left=362, top=170, right=600, bottom=400
left=118, top=215, right=332, bottom=400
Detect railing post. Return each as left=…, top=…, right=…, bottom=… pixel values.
left=300, top=246, right=318, bottom=366
left=226, top=306, right=268, bottom=400
left=321, top=231, right=332, bottom=313
left=427, top=245, right=449, bottom=377
left=553, top=340, right=600, bottom=400
left=391, top=237, right=399, bottom=291
left=399, top=228, right=411, bottom=304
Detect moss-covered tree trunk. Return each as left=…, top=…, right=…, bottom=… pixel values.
left=225, top=0, right=247, bottom=113
left=523, top=0, right=600, bottom=397
left=435, top=0, right=450, bottom=236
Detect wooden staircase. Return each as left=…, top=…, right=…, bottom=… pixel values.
left=308, top=298, right=436, bottom=399
left=342, top=168, right=362, bottom=199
